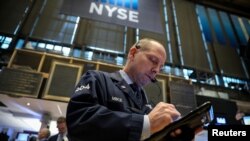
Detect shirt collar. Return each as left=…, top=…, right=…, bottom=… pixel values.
left=119, top=70, right=133, bottom=85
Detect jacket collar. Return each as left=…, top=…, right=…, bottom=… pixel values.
left=109, top=71, right=142, bottom=109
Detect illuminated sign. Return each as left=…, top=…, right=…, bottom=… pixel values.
left=61, top=0, right=163, bottom=33
left=89, top=0, right=139, bottom=23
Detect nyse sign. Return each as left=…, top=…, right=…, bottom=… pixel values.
left=61, top=0, right=163, bottom=33
left=89, top=2, right=139, bottom=23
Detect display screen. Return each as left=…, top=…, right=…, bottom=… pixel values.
left=16, top=132, right=37, bottom=141
left=216, top=117, right=227, bottom=124
left=16, top=133, right=29, bottom=141
left=243, top=116, right=250, bottom=125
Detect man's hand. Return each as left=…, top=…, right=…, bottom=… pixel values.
left=148, top=102, right=181, bottom=134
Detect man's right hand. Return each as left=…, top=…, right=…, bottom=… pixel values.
left=148, top=102, right=181, bottom=134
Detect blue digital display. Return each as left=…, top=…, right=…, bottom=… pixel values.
left=243, top=116, right=250, bottom=125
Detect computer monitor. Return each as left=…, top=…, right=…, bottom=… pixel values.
left=16, top=132, right=29, bottom=141
left=16, top=132, right=38, bottom=141
left=215, top=116, right=227, bottom=125
left=242, top=116, right=250, bottom=125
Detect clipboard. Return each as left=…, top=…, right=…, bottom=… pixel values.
left=146, top=101, right=213, bottom=141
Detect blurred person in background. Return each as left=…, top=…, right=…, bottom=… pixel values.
left=48, top=116, right=68, bottom=141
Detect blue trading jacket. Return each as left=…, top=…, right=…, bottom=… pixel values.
left=66, top=70, right=152, bottom=141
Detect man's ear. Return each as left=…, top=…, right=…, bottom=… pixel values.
left=128, top=47, right=137, bottom=59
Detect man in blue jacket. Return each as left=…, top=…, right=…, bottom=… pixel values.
left=66, top=38, right=192, bottom=141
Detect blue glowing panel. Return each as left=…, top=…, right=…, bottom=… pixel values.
left=208, top=8, right=226, bottom=45
left=219, top=11, right=238, bottom=48
left=196, top=5, right=213, bottom=42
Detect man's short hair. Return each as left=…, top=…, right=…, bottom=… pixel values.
left=57, top=116, right=66, bottom=124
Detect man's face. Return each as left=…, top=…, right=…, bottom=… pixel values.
left=57, top=122, right=67, bottom=134
left=129, top=42, right=166, bottom=86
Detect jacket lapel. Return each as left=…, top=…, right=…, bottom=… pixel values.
left=109, top=72, right=142, bottom=109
